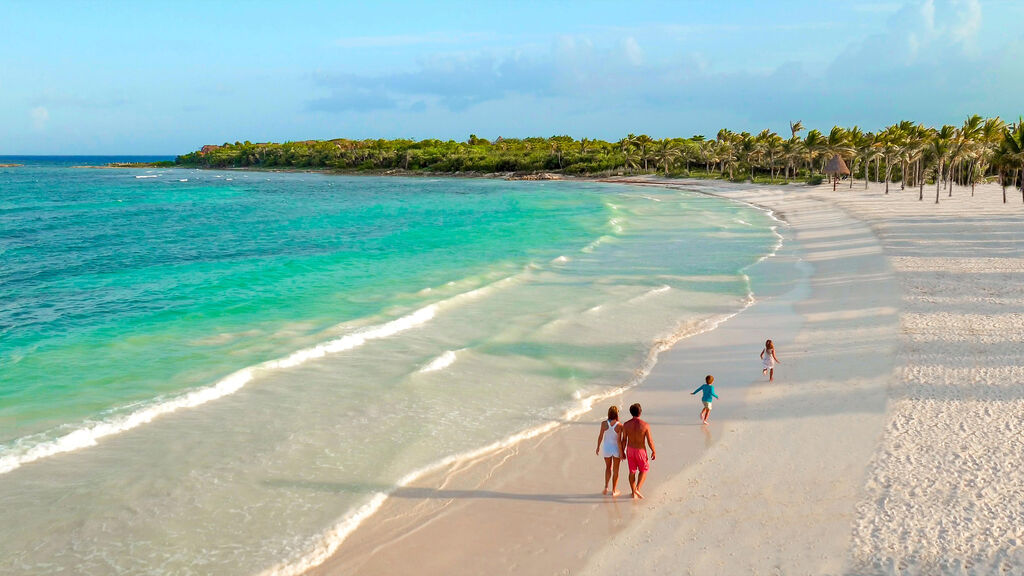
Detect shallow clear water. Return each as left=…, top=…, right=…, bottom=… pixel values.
left=0, top=159, right=779, bottom=575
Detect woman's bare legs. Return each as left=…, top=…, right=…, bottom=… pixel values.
left=610, top=457, right=621, bottom=496
left=603, top=457, right=613, bottom=494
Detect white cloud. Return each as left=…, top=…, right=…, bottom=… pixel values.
left=30, top=106, right=48, bottom=130
left=951, top=0, right=982, bottom=43
left=622, top=37, right=644, bottom=66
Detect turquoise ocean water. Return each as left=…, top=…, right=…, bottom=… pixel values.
left=0, top=158, right=780, bottom=575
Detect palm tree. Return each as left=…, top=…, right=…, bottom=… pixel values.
left=633, top=134, right=655, bottom=172
left=698, top=139, right=717, bottom=174
left=931, top=125, right=956, bottom=204
left=823, top=126, right=852, bottom=184
left=789, top=120, right=804, bottom=141
left=781, top=137, right=804, bottom=182
left=957, top=115, right=984, bottom=195
left=803, top=129, right=825, bottom=175
left=900, top=126, right=931, bottom=200
left=680, top=139, right=700, bottom=173
left=846, top=126, right=864, bottom=188
left=1001, top=118, right=1024, bottom=203
left=654, top=139, right=682, bottom=175
left=735, top=132, right=758, bottom=181
left=716, top=140, right=737, bottom=179
left=765, top=133, right=784, bottom=181
left=859, top=132, right=881, bottom=189
left=896, top=120, right=917, bottom=190
left=973, top=117, right=1006, bottom=196
left=623, top=147, right=641, bottom=174
left=879, top=125, right=906, bottom=195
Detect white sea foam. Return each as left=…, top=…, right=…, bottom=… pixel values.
left=418, top=350, right=458, bottom=373
left=629, top=285, right=672, bottom=303
left=582, top=235, right=614, bottom=253
left=551, top=255, right=570, bottom=264
left=135, top=175, right=157, bottom=179
left=0, top=369, right=255, bottom=475
left=0, top=305, right=439, bottom=475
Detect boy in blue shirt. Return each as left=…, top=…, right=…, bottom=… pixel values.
left=691, top=374, right=719, bottom=425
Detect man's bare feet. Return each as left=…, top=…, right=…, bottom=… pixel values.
left=702, top=419, right=708, bottom=425
left=632, top=490, right=644, bottom=499
left=612, top=490, right=621, bottom=496
left=602, top=488, right=609, bottom=495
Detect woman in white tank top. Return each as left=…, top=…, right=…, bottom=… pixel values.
left=596, top=405, right=624, bottom=496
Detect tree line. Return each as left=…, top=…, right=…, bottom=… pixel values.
left=176, top=116, right=1024, bottom=203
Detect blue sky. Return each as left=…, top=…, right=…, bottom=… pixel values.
left=2, top=0, right=1022, bottom=154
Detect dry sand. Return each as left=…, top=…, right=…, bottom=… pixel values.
left=304, top=178, right=1023, bottom=576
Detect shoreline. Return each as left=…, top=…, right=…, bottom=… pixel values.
left=296, top=178, right=832, bottom=576
left=84, top=161, right=825, bottom=186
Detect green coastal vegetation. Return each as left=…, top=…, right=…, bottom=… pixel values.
left=175, top=116, right=1024, bottom=203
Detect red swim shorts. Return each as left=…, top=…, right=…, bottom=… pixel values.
left=626, top=446, right=649, bottom=473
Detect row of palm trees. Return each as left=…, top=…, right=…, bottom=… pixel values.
left=615, top=116, right=1024, bottom=203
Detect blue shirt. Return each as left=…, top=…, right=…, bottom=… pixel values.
left=692, top=384, right=719, bottom=402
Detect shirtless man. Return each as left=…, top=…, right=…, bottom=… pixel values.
left=620, top=403, right=656, bottom=499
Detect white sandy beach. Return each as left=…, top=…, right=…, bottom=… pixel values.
left=303, top=178, right=1023, bottom=576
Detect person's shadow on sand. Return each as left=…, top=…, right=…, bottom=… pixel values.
left=263, top=479, right=616, bottom=505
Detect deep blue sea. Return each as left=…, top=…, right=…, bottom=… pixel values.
left=0, top=158, right=780, bottom=574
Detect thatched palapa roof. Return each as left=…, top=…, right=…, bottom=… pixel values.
left=824, top=154, right=850, bottom=175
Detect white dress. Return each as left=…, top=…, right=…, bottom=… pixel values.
left=762, top=349, right=776, bottom=369
left=599, top=420, right=621, bottom=458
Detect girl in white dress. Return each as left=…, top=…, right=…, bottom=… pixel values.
left=595, top=405, right=624, bottom=496
left=761, top=339, right=781, bottom=382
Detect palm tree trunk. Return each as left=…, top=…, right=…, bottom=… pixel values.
left=921, top=156, right=929, bottom=199
left=936, top=162, right=942, bottom=204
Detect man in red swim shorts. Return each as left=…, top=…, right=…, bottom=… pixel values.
left=620, top=403, right=656, bottom=499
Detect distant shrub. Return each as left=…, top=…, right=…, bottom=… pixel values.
left=806, top=174, right=824, bottom=185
